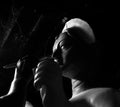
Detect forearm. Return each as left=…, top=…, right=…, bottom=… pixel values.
left=0, top=78, right=28, bottom=107
left=8, top=76, right=28, bottom=94
left=39, top=82, right=70, bottom=107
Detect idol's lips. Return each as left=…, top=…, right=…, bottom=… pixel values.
left=53, top=58, right=72, bottom=71
left=54, top=58, right=61, bottom=64
left=53, top=58, right=63, bottom=66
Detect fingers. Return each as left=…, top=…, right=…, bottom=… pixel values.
left=33, top=57, right=61, bottom=90
left=16, top=59, right=26, bottom=71
left=15, top=55, right=39, bottom=83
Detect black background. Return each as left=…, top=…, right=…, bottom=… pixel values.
left=0, top=0, right=119, bottom=107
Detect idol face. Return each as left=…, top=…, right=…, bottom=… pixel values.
left=52, top=31, right=87, bottom=78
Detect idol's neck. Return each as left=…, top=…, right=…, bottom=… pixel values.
left=71, top=77, right=118, bottom=97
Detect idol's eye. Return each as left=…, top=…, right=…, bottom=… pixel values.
left=59, top=39, right=73, bottom=50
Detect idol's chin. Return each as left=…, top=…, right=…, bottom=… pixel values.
left=61, top=63, right=80, bottom=79
left=53, top=58, right=78, bottom=78
left=61, top=64, right=74, bottom=78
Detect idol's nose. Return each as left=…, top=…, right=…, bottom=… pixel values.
left=52, top=44, right=63, bottom=65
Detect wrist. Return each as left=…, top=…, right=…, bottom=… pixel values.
left=14, top=69, right=32, bottom=85
left=39, top=83, right=69, bottom=107
left=8, top=78, right=29, bottom=95
left=34, top=75, right=63, bottom=91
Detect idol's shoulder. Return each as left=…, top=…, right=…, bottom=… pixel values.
left=69, top=88, right=120, bottom=107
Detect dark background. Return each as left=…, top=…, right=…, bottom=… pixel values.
left=0, top=0, right=119, bottom=107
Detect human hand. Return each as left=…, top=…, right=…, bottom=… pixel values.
left=14, top=55, right=38, bottom=85
left=33, top=57, right=62, bottom=90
